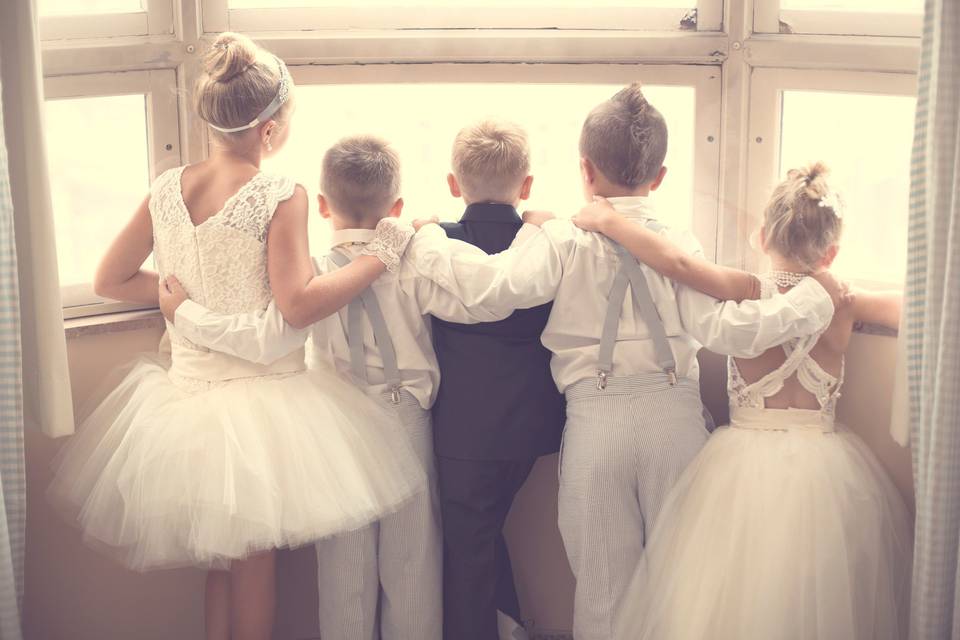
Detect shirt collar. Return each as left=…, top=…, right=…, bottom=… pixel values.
left=330, top=228, right=376, bottom=249
left=604, top=196, right=657, bottom=220
left=460, top=202, right=522, bottom=224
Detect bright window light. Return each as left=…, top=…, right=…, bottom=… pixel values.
left=778, top=90, right=915, bottom=286
left=780, top=0, right=921, bottom=12
left=39, top=0, right=143, bottom=16
left=264, top=83, right=695, bottom=255
left=45, top=95, right=150, bottom=289
left=229, top=0, right=692, bottom=7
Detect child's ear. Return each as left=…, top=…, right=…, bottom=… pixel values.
left=389, top=198, right=404, bottom=219
left=447, top=173, right=462, bottom=198
left=649, top=166, right=668, bottom=191
left=580, top=158, right=596, bottom=185
left=820, top=244, right=840, bottom=269
left=518, top=175, right=533, bottom=201
left=318, top=194, right=331, bottom=219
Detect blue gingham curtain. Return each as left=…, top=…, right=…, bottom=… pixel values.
left=906, top=0, right=960, bottom=638
left=0, top=59, right=26, bottom=640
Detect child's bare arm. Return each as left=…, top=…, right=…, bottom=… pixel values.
left=267, top=185, right=387, bottom=329
left=574, top=199, right=760, bottom=302
left=93, top=194, right=159, bottom=304
left=851, top=288, right=902, bottom=331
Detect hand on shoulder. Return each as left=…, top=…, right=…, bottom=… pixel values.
left=810, top=270, right=853, bottom=312
left=411, top=216, right=440, bottom=232
left=521, top=210, right=556, bottom=227
left=572, top=197, right=620, bottom=234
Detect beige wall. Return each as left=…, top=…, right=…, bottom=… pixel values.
left=23, top=328, right=912, bottom=640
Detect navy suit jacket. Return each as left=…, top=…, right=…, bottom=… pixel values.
left=430, top=203, right=566, bottom=461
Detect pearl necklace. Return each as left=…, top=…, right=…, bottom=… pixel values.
left=768, top=270, right=810, bottom=288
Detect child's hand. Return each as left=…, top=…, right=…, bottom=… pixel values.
left=810, top=270, right=852, bottom=311
left=573, top=198, right=619, bottom=234
left=412, top=217, right=440, bottom=232
left=522, top=210, right=555, bottom=227
left=159, top=276, right=189, bottom=323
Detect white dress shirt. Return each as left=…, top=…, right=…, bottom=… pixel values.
left=407, top=196, right=836, bottom=393
left=174, top=227, right=511, bottom=409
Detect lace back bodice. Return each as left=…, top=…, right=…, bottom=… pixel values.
left=149, top=166, right=296, bottom=354
left=728, top=276, right=844, bottom=420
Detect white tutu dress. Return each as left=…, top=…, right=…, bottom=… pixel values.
left=614, top=283, right=913, bottom=640
left=48, top=167, right=426, bottom=571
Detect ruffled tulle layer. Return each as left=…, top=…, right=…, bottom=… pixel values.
left=48, top=355, right=425, bottom=571
left=615, top=423, right=912, bottom=640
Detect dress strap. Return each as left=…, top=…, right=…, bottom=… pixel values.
left=328, top=250, right=403, bottom=404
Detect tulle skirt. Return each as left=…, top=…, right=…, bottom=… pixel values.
left=615, top=409, right=912, bottom=640
left=48, top=354, right=426, bottom=571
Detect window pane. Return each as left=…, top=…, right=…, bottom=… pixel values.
left=780, top=0, right=921, bottom=13
left=263, top=83, right=695, bottom=254
left=778, top=90, right=915, bottom=285
left=230, top=0, right=691, bottom=7
left=39, top=0, right=143, bottom=16
left=45, top=94, right=151, bottom=290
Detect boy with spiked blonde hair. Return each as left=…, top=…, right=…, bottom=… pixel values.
left=408, top=84, right=840, bottom=639
left=431, top=119, right=565, bottom=640
left=158, top=134, right=521, bottom=640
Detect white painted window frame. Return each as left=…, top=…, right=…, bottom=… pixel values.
left=745, top=68, right=917, bottom=285
left=39, top=0, right=174, bottom=40
left=754, top=0, right=922, bottom=37
left=38, top=0, right=923, bottom=317
left=202, top=0, right=724, bottom=33
left=44, top=69, right=182, bottom=319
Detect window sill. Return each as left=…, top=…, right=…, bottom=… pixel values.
left=64, top=308, right=165, bottom=340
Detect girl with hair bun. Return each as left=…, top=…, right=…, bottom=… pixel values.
left=48, top=32, right=425, bottom=640
left=575, top=163, right=911, bottom=639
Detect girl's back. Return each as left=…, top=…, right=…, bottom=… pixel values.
left=150, top=162, right=295, bottom=319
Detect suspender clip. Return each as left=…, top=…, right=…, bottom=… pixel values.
left=666, top=367, right=678, bottom=386
left=390, top=385, right=402, bottom=405
left=597, top=370, right=609, bottom=391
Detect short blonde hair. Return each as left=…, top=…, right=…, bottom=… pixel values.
left=763, top=162, right=843, bottom=270
left=579, top=83, right=667, bottom=188
left=321, top=135, right=401, bottom=223
left=451, top=120, right=531, bottom=203
left=194, top=32, right=294, bottom=140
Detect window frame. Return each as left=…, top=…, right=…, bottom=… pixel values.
left=38, top=0, right=924, bottom=319
left=39, top=0, right=174, bottom=40
left=754, top=0, right=923, bottom=37
left=202, top=0, right=723, bottom=33
left=745, top=67, right=917, bottom=285
left=43, top=69, right=182, bottom=319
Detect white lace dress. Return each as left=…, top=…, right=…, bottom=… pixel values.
left=48, top=167, right=425, bottom=571
left=614, top=277, right=913, bottom=640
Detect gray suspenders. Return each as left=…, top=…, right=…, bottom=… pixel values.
left=597, top=221, right=678, bottom=390
left=327, top=251, right=403, bottom=404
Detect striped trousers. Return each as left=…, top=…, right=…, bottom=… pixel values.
left=316, top=390, right=443, bottom=640
left=558, top=374, right=708, bottom=640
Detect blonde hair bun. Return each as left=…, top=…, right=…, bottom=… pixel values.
left=763, top=161, right=843, bottom=271
left=203, top=32, right=260, bottom=84
left=193, top=32, right=293, bottom=135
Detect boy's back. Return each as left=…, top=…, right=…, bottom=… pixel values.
left=432, top=203, right=565, bottom=460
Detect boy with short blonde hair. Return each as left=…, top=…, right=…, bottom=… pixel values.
left=433, top=118, right=564, bottom=640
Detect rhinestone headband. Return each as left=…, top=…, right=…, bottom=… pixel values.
left=207, top=56, right=291, bottom=134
